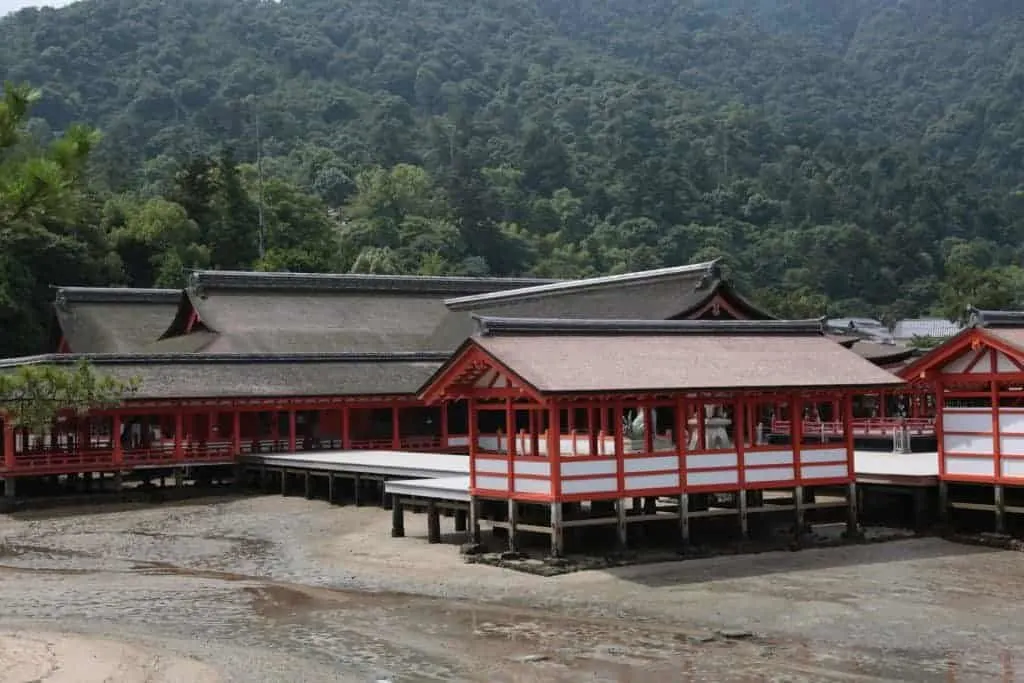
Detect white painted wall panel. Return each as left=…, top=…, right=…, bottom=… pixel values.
left=967, top=350, right=992, bottom=374
left=941, top=351, right=976, bottom=373
left=944, top=456, right=994, bottom=478
left=999, top=411, right=1024, bottom=434
left=686, top=453, right=737, bottom=470
left=1001, top=459, right=1024, bottom=479
left=475, top=458, right=508, bottom=474
left=624, top=456, right=678, bottom=474
left=560, top=459, right=616, bottom=477
left=446, top=436, right=469, bottom=447
left=561, top=477, right=618, bottom=495
left=996, top=351, right=1019, bottom=373
left=514, top=460, right=550, bottom=477
left=943, top=410, right=993, bottom=434
left=475, top=475, right=508, bottom=491
left=625, top=473, right=680, bottom=491
left=514, top=478, right=551, bottom=495
left=744, top=450, right=794, bottom=466
left=999, top=435, right=1024, bottom=456
left=800, top=464, right=849, bottom=480
left=800, top=448, right=847, bottom=464
left=687, top=469, right=738, bottom=486
left=943, top=434, right=994, bottom=455
left=744, top=466, right=795, bottom=483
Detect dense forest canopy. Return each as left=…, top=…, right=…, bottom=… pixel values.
left=0, top=0, right=1023, bottom=356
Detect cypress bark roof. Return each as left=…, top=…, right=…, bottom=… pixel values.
left=157, top=270, right=559, bottom=354
left=423, top=316, right=905, bottom=395
left=0, top=352, right=447, bottom=399
left=51, top=287, right=184, bottom=354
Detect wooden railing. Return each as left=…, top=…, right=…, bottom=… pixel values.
left=770, top=417, right=935, bottom=436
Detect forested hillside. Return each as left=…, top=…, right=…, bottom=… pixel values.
left=1, top=0, right=1023, bottom=356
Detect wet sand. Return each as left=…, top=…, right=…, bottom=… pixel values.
left=0, top=495, right=1021, bottom=681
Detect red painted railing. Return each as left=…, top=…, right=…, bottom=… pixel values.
left=770, top=417, right=935, bottom=437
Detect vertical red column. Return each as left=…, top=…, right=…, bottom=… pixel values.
left=174, top=412, right=184, bottom=461
left=440, top=402, right=449, bottom=449
left=547, top=402, right=561, bottom=502
left=613, top=400, right=625, bottom=496
left=468, top=398, right=478, bottom=492
left=674, top=397, right=686, bottom=490
left=341, top=406, right=351, bottom=450
left=935, top=380, right=946, bottom=479
left=391, top=406, right=401, bottom=450
left=991, top=378, right=1002, bottom=484
left=505, top=398, right=516, bottom=494
left=112, top=414, right=124, bottom=467
left=735, top=397, right=746, bottom=488
left=792, top=394, right=803, bottom=485
left=843, top=393, right=856, bottom=479
left=643, top=403, right=654, bottom=454
left=2, top=418, right=15, bottom=471
left=288, top=410, right=297, bottom=452
left=208, top=411, right=216, bottom=443
left=232, top=411, right=241, bottom=455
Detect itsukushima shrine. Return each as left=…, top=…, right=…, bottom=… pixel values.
left=3, top=260, right=1020, bottom=549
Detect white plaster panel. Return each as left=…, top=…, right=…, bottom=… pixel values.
left=744, top=450, right=794, bottom=466
left=999, top=435, right=1024, bottom=456
left=800, top=464, right=849, bottom=480
left=686, top=453, right=737, bottom=470
left=687, top=469, right=738, bottom=486
left=560, top=459, right=617, bottom=477
left=941, top=350, right=979, bottom=373
left=943, top=410, right=993, bottom=434
left=477, top=436, right=500, bottom=451
left=996, top=351, right=1019, bottom=373
left=446, top=436, right=469, bottom=447
left=1001, top=459, right=1024, bottom=479
left=799, top=448, right=847, bottom=464
left=999, top=411, right=1024, bottom=434
left=475, top=458, right=508, bottom=474
left=624, top=456, right=679, bottom=474
left=744, top=466, right=795, bottom=483
left=560, top=477, right=619, bottom=495
left=943, top=433, right=994, bottom=455
left=967, top=350, right=993, bottom=373
left=514, top=478, right=551, bottom=495
left=625, top=473, right=680, bottom=491
left=475, top=475, right=508, bottom=491
left=944, top=456, right=995, bottom=478
left=514, top=460, right=550, bottom=477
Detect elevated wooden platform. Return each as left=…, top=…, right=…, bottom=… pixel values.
left=242, top=450, right=469, bottom=478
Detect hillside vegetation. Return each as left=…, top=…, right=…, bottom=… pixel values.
left=0, top=0, right=1023, bottom=354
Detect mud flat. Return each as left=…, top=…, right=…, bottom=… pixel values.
left=1, top=495, right=1022, bottom=681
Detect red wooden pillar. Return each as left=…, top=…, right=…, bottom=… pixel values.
left=391, top=406, right=401, bottom=450
left=831, top=399, right=839, bottom=424
left=547, top=402, right=561, bottom=501
left=2, top=418, right=15, bottom=471
left=843, top=393, right=856, bottom=478
left=613, top=400, right=625, bottom=496
left=232, top=411, right=241, bottom=454
left=440, top=402, right=449, bottom=448
left=566, top=405, right=575, bottom=434
left=643, top=403, right=654, bottom=454
left=991, top=379, right=1002, bottom=483
left=341, top=406, right=351, bottom=449
left=174, top=412, right=184, bottom=461
left=530, top=409, right=540, bottom=457
left=735, top=397, right=746, bottom=488
left=505, top=398, right=516, bottom=493
left=674, top=397, right=686, bottom=489
left=792, top=394, right=803, bottom=483
left=208, top=411, right=217, bottom=443
left=588, top=405, right=598, bottom=456
left=112, top=414, right=124, bottom=467
left=935, top=379, right=946, bottom=479
left=288, top=410, right=297, bottom=452
left=468, top=398, right=478, bottom=491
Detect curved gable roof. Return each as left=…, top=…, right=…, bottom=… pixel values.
left=52, top=286, right=183, bottom=354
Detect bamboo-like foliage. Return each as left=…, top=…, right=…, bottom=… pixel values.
left=0, top=361, right=140, bottom=433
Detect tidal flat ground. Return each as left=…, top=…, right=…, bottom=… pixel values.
left=0, top=495, right=1021, bottom=682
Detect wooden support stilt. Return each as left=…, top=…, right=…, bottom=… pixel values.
left=643, top=496, right=657, bottom=515
left=391, top=497, right=405, bottom=538
left=995, top=485, right=1006, bottom=534
left=738, top=490, right=748, bottom=539
left=353, top=474, right=361, bottom=506
left=913, top=487, right=929, bottom=530
left=327, top=474, right=335, bottom=504
left=174, top=467, right=184, bottom=488
left=304, top=471, right=312, bottom=499
left=280, top=469, right=288, bottom=496
left=468, top=497, right=481, bottom=543
left=2, top=477, right=14, bottom=498
left=846, top=482, right=860, bottom=538
left=427, top=501, right=441, bottom=544
left=679, top=493, right=690, bottom=546
left=381, top=480, right=391, bottom=509
left=793, top=485, right=805, bottom=540
left=454, top=509, right=467, bottom=532
left=507, top=499, right=518, bottom=552
left=616, top=498, right=628, bottom=549
left=938, top=480, right=949, bottom=525
left=550, top=502, right=564, bottom=557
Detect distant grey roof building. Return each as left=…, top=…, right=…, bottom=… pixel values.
left=827, top=317, right=893, bottom=344
left=51, top=287, right=183, bottom=353
left=892, top=318, right=962, bottom=341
